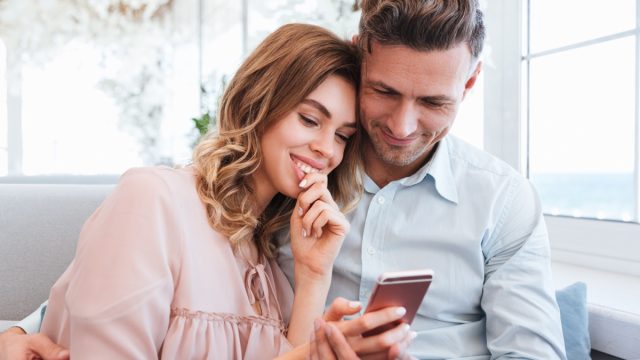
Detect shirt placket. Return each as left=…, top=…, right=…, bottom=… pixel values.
left=358, top=183, right=399, bottom=304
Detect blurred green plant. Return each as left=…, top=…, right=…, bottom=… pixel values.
left=191, top=76, right=227, bottom=147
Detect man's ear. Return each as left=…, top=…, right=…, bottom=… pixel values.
left=462, top=61, right=482, bottom=100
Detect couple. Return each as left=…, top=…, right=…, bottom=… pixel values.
left=1, top=0, right=568, bottom=359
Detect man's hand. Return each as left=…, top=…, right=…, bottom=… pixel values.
left=0, top=327, right=69, bottom=360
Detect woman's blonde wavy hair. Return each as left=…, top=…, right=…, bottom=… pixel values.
left=192, top=23, right=363, bottom=259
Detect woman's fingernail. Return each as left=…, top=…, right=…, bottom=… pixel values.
left=302, top=229, right=307, bottom=237
left=410, top=331, right=418, bottom=339
left=298, top=206, right=303, bottom=216
left=348, top=301, right=361, bottom=308
left=395, top=307, right=407, bottom=316
left=402, top=324, right=410, bottom=332
left=299, top=179, right=307, bottom=188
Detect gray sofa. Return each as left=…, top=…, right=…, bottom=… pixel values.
left=0, top=182, right=627, bottom=359
left=0, top=183, right=114, bottom=329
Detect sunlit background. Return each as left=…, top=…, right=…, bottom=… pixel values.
left=0, top=0, right=638, bottom=224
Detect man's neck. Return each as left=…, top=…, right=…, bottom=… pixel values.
left=364, top=143, right=437, bottom=189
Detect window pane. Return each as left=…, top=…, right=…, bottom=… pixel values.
left=1, top=2, right=199, bottom=176
left=201, top=0, right=244, bottom=117
left=528, top=38, right=635, bottom=221
left=530, top=0, right=635, bottom=53
left=247, top=0, right=360, bottom=48
left=0, top=38, right=6, bottom=176
left=451, top=72, right=483, bottom=149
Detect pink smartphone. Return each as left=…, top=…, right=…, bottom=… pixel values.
left=362, top=268, right=433, bottom=337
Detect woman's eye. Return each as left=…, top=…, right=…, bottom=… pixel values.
left=336, top=133, right=351, bottom=143
left=299, top=114, right=318, bottom=126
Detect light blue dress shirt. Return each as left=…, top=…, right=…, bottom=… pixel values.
left=278, top=135, right=567, bottom=359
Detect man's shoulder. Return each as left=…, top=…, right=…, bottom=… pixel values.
left=445, top=135, right=521, bottom=179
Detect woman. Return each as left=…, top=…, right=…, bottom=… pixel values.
left=40, top=23, right=413, bottom=359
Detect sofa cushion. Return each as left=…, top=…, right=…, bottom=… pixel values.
left=0, top=184, right=113, bottom=321
left=556, top=282, right=590, bottom=360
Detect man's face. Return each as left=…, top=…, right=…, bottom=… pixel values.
left=360, top=41, right=481, bottom=172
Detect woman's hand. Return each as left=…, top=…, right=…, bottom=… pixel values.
left=308, top=298, right=417, bottom=360
left=289, top=172, right=350, bottom=282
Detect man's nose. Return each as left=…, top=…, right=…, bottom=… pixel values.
left=388, top=101, right=419, bottom=138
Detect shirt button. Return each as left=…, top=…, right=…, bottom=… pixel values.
left=377, top=196, right=385, bottom=204
left=367, top=246, right=376, bottom=255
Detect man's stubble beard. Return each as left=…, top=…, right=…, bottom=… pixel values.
left=365, top=128, right=432, bottom=168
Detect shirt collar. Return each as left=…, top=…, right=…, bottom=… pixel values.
left=363, top=137, right=459, bottom=204
left=424, top=137, right=458, bottom=204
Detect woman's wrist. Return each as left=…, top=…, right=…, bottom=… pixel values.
left=293, top=262, right=333, bottom=286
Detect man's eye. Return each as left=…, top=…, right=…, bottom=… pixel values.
left=299, top=114, right=318, bottom=126
left=374, top=88, right=393, bottom=95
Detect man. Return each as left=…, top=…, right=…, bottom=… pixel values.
left=281, top=0, right=566, bottom=358
left=1, top=1, right=566, bottom=359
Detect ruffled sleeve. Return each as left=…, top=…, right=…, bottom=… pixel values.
left=42, top=168, right=183, bottom=359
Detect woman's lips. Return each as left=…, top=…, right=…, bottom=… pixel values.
left=290, top=155, right=321, bottom=181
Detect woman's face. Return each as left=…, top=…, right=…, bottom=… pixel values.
left=258, top=75, right=357, bottom=200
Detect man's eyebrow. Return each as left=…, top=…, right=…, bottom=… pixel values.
left=366, top=80, right=400, bottom=94
left=368, top=80, right=455, bottom=104
left=418, top=94, right=456, bottom=104
left=302, top=99, right=331, bottom=118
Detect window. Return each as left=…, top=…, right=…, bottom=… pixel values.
left=0, top=38, right=7, bottom=176
left=484, top=0, right=640, bottom=276
left=0, top=1, right=200, bottom=177
left=525, top=0, right=637, bottom=222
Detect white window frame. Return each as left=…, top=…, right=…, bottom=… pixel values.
left=484, top=0, right=640, bottom=277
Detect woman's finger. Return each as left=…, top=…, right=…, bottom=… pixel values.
left=324, top=323, right=360, bottom=360
left=323, top=298, right=362, bottom=322
left=335, top=306, right=406, bottom=337
left=297, top=181, right=339, bottom=213
left=312, top=319, right=337, bottom=360
left=301, top=201, right=347, bottom=239
left=349, top=322, right=412, bottom=355
left=298, top=172, right=328, bottom=190
left=386, top=330, right=417, bottom=359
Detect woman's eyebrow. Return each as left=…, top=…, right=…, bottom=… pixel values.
left=302, top=99, right=331, bottom=118
left=302, top=99, right=356, bottom=128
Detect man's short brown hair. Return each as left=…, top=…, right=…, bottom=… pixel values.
left=357, top=0, right=485, bottom=58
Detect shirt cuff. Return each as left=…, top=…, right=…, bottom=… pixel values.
left=14, top=302, right=47, bottom=334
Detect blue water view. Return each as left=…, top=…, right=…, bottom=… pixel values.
left=530, top=173, right=636, bottom=222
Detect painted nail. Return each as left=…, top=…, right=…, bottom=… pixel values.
left=402, top=324, right=410, bottom=332
left=348, top=301, right=361, bottom=308
left=410, top=331, right=418, bottom=339
left=299, top=179, right=307, bottom=188
left=395, top=307, right=407, bottom=316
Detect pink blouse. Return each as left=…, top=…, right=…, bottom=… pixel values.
left=41, top=166, right=294, bottom=359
